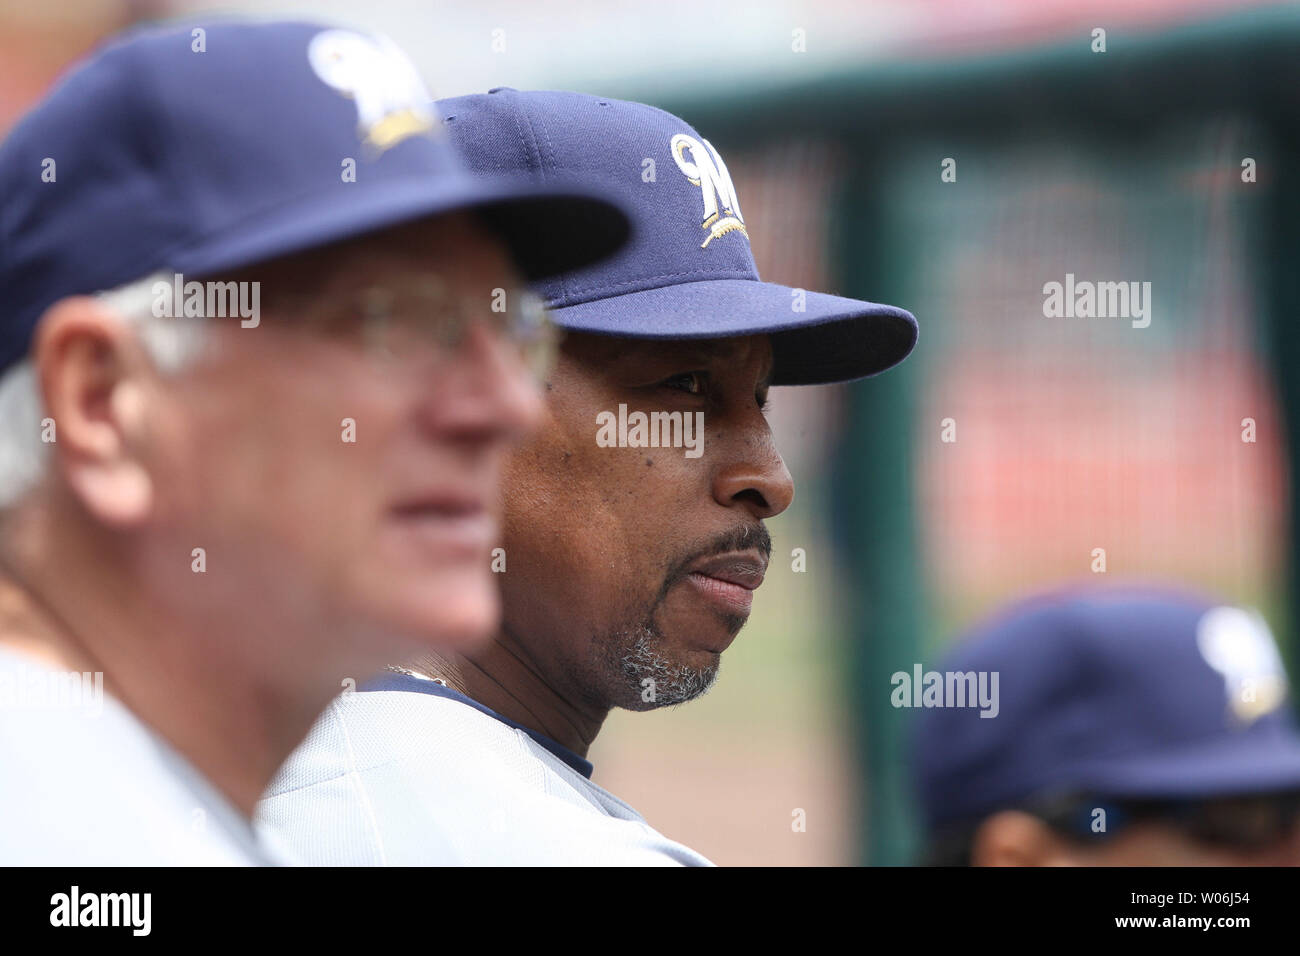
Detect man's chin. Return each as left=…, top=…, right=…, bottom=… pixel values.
left=613, top=630, right=721, bottom=710
left=375, top=578, right=500, bottom=652
left=659, top=588, right=750, bottom=654
left=619, top=663, right=719, bottom=711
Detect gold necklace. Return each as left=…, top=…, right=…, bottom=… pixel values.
left=383, top=663, right=447, bottom=686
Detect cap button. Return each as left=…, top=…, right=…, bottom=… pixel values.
left=487, top=86, right=516, bottom=94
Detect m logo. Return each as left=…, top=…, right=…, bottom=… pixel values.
left=1197, top=605, right=1288, bottom=724
left=670, top=133, right=748, bottom=248
left=308, top=29, right=436, bottom=153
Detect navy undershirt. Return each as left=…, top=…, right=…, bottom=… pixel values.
left=359, top=672, right=595, bottom=779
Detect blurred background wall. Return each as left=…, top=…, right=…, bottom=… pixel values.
left=4, top=0, right=1296, bottom=865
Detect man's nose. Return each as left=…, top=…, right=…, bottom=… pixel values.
left=711, top=433, right=795, bottom=520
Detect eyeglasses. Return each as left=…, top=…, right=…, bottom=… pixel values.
left=1032, top=788, right=1300, bottom=852
left=265, top=276, right=559, bottom=379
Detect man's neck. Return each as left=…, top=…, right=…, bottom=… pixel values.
left=0, top=573, right=290, bottom=818
left=0, top=504, right=319, bottom=820
left=409, top=634, right=608, bottom=757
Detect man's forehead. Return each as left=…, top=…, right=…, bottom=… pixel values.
left=588, top=334, right=772, bottom=366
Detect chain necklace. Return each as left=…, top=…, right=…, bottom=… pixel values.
left=384, top=664, right=447, bottom=686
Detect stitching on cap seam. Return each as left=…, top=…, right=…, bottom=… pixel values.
left=508, top=102, right=537, bottom=184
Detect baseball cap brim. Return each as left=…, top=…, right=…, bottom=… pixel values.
left=1075, top=729, right=1300, bottom=800
left=547, top=278, right=917, bottom=385
left=169, top=173, right=630, bottom=284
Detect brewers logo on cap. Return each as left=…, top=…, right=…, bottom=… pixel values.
left=670, top=133, right=748, bottom=248
left=308, top=29, right=436, bottom=153
left=1197, top=605, right=1289, bottom=724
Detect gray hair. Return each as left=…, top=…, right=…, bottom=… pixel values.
left=0, top=274, right=210, bottom=509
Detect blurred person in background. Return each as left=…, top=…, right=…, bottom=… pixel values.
left=258, top=89, right=917, bottom=865
left=911, top=587, right=1300, bottom=866
left=0, top=21, right=627, bottom=864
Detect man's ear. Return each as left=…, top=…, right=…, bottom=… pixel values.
left=970, top=810, right=1075, bottom=867
left=32, top=296, right=155, bottom=526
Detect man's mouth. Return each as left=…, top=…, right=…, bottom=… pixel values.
left=389, top=494, right=495, bottom=556
left=684, top=550, right=768, bottom=615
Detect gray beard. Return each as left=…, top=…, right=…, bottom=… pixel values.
left=614, top=621, right=718, bottom=710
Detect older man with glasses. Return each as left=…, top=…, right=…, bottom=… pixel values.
left=0, top=20, right=627, bottom=864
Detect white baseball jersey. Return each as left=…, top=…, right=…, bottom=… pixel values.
left=257, top=674, right=715, bottom=866
left=0, top=647, right=289, bottom=865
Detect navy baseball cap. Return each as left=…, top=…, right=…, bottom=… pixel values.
left=436, top=89, right=918, bottom=386
left=0, top=21, right=631, bottom=374
left=912, top=587, right=1300, bottom=833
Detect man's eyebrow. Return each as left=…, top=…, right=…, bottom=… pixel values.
left=618, top=338, right=774, bottom=384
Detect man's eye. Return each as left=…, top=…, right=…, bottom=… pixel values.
left=660, top=371, right=707, bottom=395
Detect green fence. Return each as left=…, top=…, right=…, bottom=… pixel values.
left=637, top=4, right=1300, bottom=864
